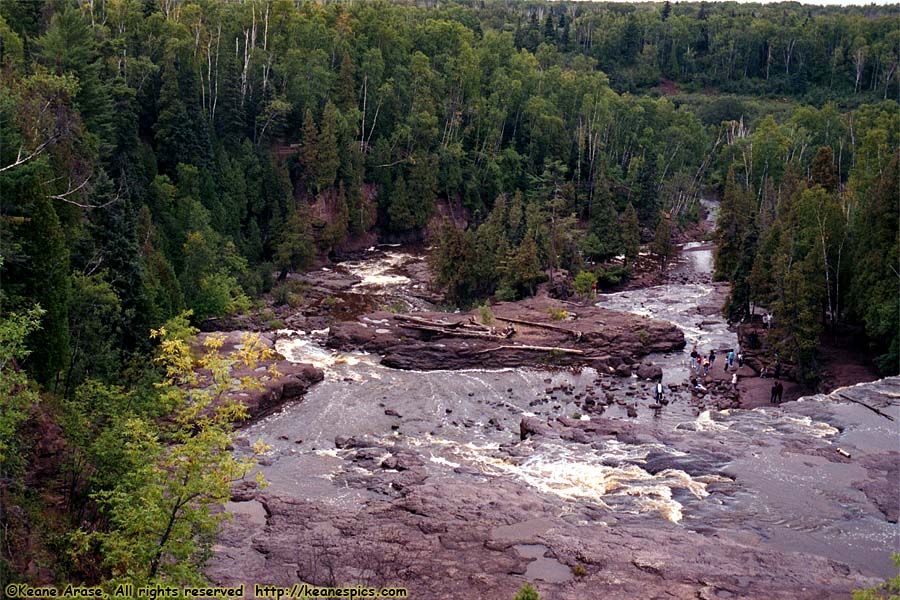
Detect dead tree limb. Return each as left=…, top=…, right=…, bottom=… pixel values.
left=475, top=345, right=584, bottom=355
left=494, top=316, right=583, bottom=341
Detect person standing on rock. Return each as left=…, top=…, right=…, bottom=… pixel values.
left=775, top=380, right=784, bottom=403
left=770, top=381, right=778, bottom=403
left=655, top=381, right=664, bottom=403
left=774, top=362, right=782, bottom=380
left=709, top=349, right=717, bottom=370
left=737, top=352, right=744, bottom=368
left=703, top=357, right=711, bottom=376
left=727, top=350, right=735, bottom=371
left=731, top=372, right=738, bottom=391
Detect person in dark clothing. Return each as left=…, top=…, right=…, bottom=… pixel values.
left=770, top=382, right=778, bottom=403
left=737, top=352, right=744, bottom=368
left=775, top=381, right=784, bottom=403
left=774, top=362, right=782, bottom=380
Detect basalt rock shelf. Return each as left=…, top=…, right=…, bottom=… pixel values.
left=326, top=295, right=685, bottom=372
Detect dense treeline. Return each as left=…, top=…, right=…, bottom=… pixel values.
left=493, top=1, right=900, bottom=102
left=0, top=0, right=897, bottom=591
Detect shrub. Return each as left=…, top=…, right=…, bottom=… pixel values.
left=495, top=286, right=517, bottom=302
left=479, top=303, right=495, bottom=326
left=853, top=553, right=900, bottom=599
left=638, top=329, right=650, bottom=345
left=513, top=583, right=540, bottom=600
left=572, top=563, right=588, bottom=577
left=573, top=271, right=598, bottom=296
left=596, top=264, right=630, bottom=288
left=272, top=280, right=306, bottom=308
left=548, top=306, right=569, bottom=321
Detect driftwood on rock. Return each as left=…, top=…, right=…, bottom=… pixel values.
left=494, top=316, right=584, bottom=341
left=394, top=314, right=465, bottom=328
left=394, top=314, right=515, bottom=341
left=475, top=344, right=584, bottom=355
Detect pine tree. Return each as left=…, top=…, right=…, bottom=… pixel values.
left=850, top=153, right=899, bottom=373
left=406, top=155, right=437, bottom=228
left=337, top=50, right=356, bottom=113
left=650, top=212, right=673, bottom=270
left=387, top=175, right=415, bottom=232
left=662, top=0, right=672, bottom=21
left=298, top=109, right=318, bottom=190
left=583, top=181, right=621, bottom=261
left=25, top=193, right=71, bottom=388
left=714, top=169, right=752, bottom=281
left=315, top=102, right=341, bottom=191
left=274, top=203, right=316, bottom=278
left=619, top=203, right=641, bottom=265
left=154, top=54, right=195, bottom=174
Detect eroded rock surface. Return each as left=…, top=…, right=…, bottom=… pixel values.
left=327, top=295, right=684, bottom=371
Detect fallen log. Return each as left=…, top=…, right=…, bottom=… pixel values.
left=397, top=322, right=512, bottom=340
left=494, top=316, right=583, bottom=341
left=838, top=393, right=895, bottom=421
left=394, top=314, right=465, bottom=328
left=474, top=345, right=584, bottom=355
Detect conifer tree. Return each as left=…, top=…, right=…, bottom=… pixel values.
left=619, top=202, right=641, bottom=265
left=25, top=193, right=70, bottom=388
left=315, top=102, right=341, bottom=191
left=298, top=109, right=319, bottom=190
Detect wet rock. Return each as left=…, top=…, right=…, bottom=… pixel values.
left=520, top=417, right=555, bottom=440
left=327, top=297, right=684, bottom=371
left=615, top=364, right=633, bottom=377
left=335, top=435, right=370, bottom=449
left=384, top=409, right=402, bottom=417
left=635, top=363, right=663, bottom=380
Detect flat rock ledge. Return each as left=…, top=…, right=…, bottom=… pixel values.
left=326, top=296, right=685, bottom=371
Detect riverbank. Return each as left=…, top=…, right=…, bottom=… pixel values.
left=202, top=222, right=897, bottom=599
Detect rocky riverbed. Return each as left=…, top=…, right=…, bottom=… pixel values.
left=206, top=233, right=898, bottom=598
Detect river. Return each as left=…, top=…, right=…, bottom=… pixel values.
left=212, top=233, right=899, bottom=598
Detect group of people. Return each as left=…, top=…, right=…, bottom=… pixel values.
left=689, top=345, right=743, bottom=378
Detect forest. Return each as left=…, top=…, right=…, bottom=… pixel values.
left=0, top=0, right=898, bottom=593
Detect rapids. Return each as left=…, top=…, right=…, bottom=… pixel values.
left=227, top=207, right=899, bottom=589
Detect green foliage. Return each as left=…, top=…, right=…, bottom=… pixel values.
left=275, top=204, right=316, bottom=277
left=479, top=303, right=495, bottom=326
left=513, top=583, right=541, bottom=600
left=0, top=306, right=43, bottom=478
left=596, top=264, right=631, bottom=288
left=24, top=193, right=71, bottom=388
left=547, top=306, right=569, bottom=321
left=853, top=554, right=900, bottom=600
left=573, top=271, right=598, bottom=296
left=272, top=280, right=306, bottom=309
left=650, top=213, right=674, bottom=268
left=72, top=323, right=272, bottom=588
